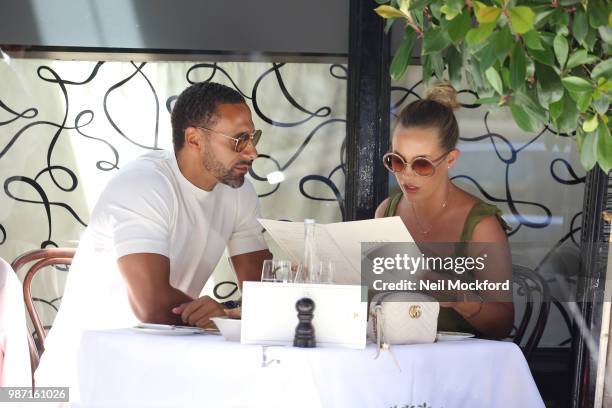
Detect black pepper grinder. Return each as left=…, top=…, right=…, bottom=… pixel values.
left=293, top=297, right=316, bottom=348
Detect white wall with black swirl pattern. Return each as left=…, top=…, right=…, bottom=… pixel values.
left=0, top=56, right=584, bottom=348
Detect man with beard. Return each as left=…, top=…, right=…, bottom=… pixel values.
left=35, top=82, right=272, bottom=397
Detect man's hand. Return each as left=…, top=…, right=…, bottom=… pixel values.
left=172, top=296, right=225, bottom=329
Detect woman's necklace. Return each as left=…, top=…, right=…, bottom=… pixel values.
left=411, top=184, right=451, bottom=235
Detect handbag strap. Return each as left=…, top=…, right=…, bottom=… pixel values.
left=372, top=305, right=403, bottom=372
left=374, top=305, right=383, bottom=359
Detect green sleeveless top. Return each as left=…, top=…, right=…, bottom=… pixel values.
left=382, top=192, right=509, bottom=335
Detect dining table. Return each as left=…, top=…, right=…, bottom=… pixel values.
left=72, top=328, right=545, bottom=408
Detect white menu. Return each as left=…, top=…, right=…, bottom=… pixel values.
left=257, top=216, right=414, bottom=284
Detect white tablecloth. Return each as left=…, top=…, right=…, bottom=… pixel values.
left=75, top=329, right=544, bottom=408
left=0, top=258, right=32, bottom=388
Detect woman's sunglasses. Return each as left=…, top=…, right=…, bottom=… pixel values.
left=197, top=126, right=262, bottom=152
left=383, top=151, right=452, bottom=177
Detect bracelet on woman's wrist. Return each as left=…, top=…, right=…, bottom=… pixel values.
left=463, top=300, right=483, bottom=319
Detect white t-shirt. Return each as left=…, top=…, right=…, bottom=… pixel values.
left=36, top=150, right=267, bottom=396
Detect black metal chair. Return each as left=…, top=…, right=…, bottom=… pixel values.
left=511, top=264, right=550, bottom=361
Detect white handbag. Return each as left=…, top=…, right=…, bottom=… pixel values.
left=368, top=292, right=440, bottom=355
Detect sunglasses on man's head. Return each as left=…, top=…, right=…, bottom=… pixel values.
left=196, top=126, right=262, bottom=152
left=383, top=151, right=451, bottom=177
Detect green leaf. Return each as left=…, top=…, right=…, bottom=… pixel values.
left=536, top=63, right=564, bottom=107
left=412, top=6, right=424, bottom=26
left=398, top=0, right=410, bottom=14
left=430, top=52, right=445, bottom=79
left=465, top=56, right=486, bottom=91
left=600, top=26, right=612, bottom=45
left=574, top=91, right=593, bottom=113
left=430, top=2, right=442, bottom=20
left=384, top=18, right=396, bottom=34
left=593, top=58, right=612, bottom=80
left=609, top=10, right=612, bottom=28
left=522, top=30, right=544, bottom=50
left=407, top=0, right=430, bottom=11
left=478, top=41, right=498, bottom=72
left=561, top=76, right=593, bottom=93
left=465, top=23, right=496, bottom=47
left=514, top=89, right=548, bottom=125
left=374, top=5, right=407, bottom=19
left=551, top=9, right=570, bottom=29
left=584, top=27, right=598, bottom=51
left=475, top=1, right=502, bottom=24
left=539, top=32, right=556, bottom=47
left=596, top=123, right=612, bottom=173
left=390, top=30, right=415, bottom=81
left=510, top=43, right=527, bottom=90
left=601, top=80, right=612, bottom=92
left=422, top=27, right=451, bottom=55
left=508, top=6, right=536, bottom=34
left=557, top=26, right=570, bottom=37
left=553, top=34, right=569, bottom=68
left=565, top=88, right=592, bottom=112
left=440, top=5, right=460, bottom=20
left=576, top=127, right=586, bottom=150
left=573, top=10, right=588, bottom=44
left=495, top=26, right=514, bottom=62
left=535, top=9, right=556, bottom=27
left=422, top=54, right=433, bottom=82
left=485, top=67, right=504, bottom=95
left=581, top=130, right=598, bottom=170
left=584, top=114, right=600, bottom=132
left=588, top=0, right=608, bottom=29
left=441, top=0, right=464, bottom=20
left=556, top=93, right=580, bottom=133
left=566, top=50, right=600, bottom=69
left=526, top=58, right=535, bottom=79
left=447, top=45, right=463, bottom=87
left=529, top=46, right=555, bottom=67
left=549, top=97, right=564, bottom=120
left=594, top=95, right=611, bottom=115
left=510, top=104, right=538, bottom=132
left=447, top=10, right=472, bottom=43
left=501, top=67, right=511, bottom=89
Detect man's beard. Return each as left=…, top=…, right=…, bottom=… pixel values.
left=202, top=148, right=249, bottom=189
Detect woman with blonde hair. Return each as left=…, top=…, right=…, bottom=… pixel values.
left=375, top=82, right=513, bottom=339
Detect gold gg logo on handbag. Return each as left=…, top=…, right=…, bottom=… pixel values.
left=408, top=305, right=422, bottom=319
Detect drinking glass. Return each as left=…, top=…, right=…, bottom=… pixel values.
left=313, top=260, right=335, bottom=284
left=261, top=260, right=301, bottom=282
left=261, top=259, right=277, bottom=282
left=275, top=260, right=292, bottom=283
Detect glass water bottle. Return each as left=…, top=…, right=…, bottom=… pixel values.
left=303, top=218, right=317, bottom=283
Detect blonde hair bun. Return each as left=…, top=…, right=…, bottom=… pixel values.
left=425, top=81, right=460, bottom=110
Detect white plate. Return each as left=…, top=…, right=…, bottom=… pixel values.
left=436, top=331, right=475, bottom=341
left=132, top=323, right=213, bottom=336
